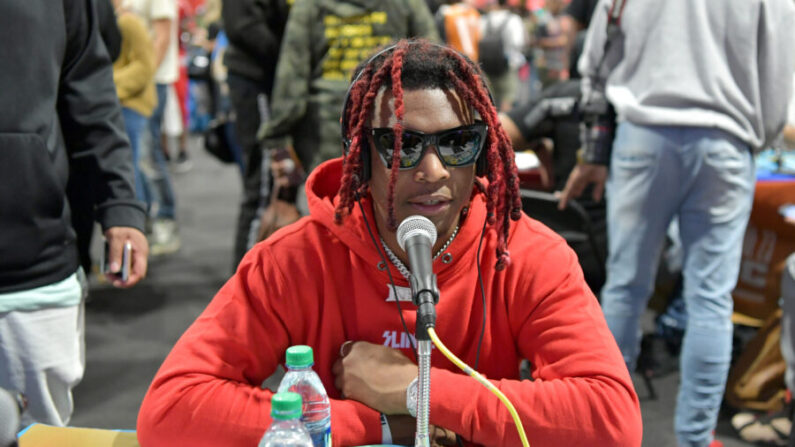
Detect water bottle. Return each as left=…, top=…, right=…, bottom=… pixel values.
left=258, top=392, right=313, bottom=447
left=277, top=345, right=332, bottom=447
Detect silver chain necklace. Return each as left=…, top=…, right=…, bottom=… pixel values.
left=380, top=225, right=459, bottom=280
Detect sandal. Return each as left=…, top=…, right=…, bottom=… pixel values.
left=732, top=410, right=792, bottom=446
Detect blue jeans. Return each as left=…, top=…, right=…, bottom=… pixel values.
left=148, top=83, right=177, bottom=219
left=601, top=122, right=755, bottom=447
left=121, top=107, right=151, bottom=211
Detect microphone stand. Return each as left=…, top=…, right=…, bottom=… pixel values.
left=397, top=217, right=440, bottom=447
left=411, top=281, right=438, bottom=447
left=415, top=338, right=432, bottom=447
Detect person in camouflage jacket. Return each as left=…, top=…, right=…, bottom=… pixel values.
left=259, top=0, right=440, bottom=176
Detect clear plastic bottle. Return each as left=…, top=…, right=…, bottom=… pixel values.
left=277, top=345, right=332, bottom=447
left=258, top=392, right=313, bottom=447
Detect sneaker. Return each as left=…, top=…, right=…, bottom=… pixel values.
left=173, top=151, right=193, bottom=173
left=149, top=218, right=181, bottom=256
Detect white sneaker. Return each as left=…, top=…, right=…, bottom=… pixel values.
left=149, top=218, right=181, bottom=256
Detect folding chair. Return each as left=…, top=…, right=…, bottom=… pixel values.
left=518, top=188, right=606, bottom=281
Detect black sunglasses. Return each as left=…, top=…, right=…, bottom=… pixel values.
left=370, top=122, right=488, bottom=170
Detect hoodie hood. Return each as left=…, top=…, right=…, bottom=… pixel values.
left=306, top=158, right=496, bottom=283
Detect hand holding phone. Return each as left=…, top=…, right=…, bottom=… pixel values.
left=102, top=240, right=131, bottom=283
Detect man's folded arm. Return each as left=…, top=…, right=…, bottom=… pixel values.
left=427, top=242, right=642, bottom=447
left=136, top=248, right=386, bottom=446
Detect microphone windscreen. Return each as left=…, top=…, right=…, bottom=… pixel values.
left=0, top=388, right=20, bottom=447
left=397, top=216, right=437, bottom=252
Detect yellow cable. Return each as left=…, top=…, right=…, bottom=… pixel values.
left=427, top=327, right=530, bottom=447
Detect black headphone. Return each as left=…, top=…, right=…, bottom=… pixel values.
left=339, top=41, right=494, bottom=183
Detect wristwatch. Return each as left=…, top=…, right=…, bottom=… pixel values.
left=406, top=377, right=418, bottom=418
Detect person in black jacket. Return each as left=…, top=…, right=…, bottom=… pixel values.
left=68, top=0, right=123, bottom=276
left=222, top=0, right=291, bottom=269
left=0, top=0, right=148, bottom=429
left=500, top=78, right=610, bottom=295
left=97, top=0, right=122, bottom=61
left=499, top=34, right=609, bottom=293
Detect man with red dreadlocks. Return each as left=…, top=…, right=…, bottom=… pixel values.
left=137, top=39, right=641, bottom=447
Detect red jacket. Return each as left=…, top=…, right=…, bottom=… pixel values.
left=137, top=159, right=642, bottom=446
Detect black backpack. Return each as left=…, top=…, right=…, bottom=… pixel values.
left=478, top=14, right=510, bottom=76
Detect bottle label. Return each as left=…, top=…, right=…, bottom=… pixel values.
left=309, top=426, right=331, bottom=447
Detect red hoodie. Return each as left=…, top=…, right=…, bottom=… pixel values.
left=137, top=159, right=642, bottom=446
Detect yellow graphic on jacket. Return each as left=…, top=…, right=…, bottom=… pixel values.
left=322, top=11, right=393, bottom=80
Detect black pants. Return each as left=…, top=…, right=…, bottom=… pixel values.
left=227, top=73, right=270, bottom=271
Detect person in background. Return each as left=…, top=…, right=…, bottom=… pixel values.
left=0, top=0, right=148, bottom=429
left=163, top=0, right=194, bottom=174
left=478, top=0, right=526, bottom=112
left=221, top=0, right=291, bottom=269
left=732, top=247, right=795, bottom=444
left=731, top=81, right=795, bottom=446
left=136, top=39, right=641, bottom=447
left=98, top=0, right=123, bottom=61
left=434, top=0, right=481, bottom=63
left=68, top=0, right=124, bottom=277
left=111, top=0, right=157, bottom=226
left=500, top=33, right=592, bottom=195
left=259, top=0, right=440, bottom=218
left=534, top=0, right=570, bottom=86
left=769, top=89, right=795, bottom=447
left=781, top=251, right=795, bottom=447
left=207, top=24, right=247, bottom=173
left=499, top=75, right=612, bottom=293
left=558, top=0, right=597, bottom=82
left=126, top=0, right=181, bottom=256
left=561, top=1, right=795, bottom=445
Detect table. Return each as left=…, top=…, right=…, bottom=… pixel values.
left=16, top=424, right=408, bottom=447
left=17, top=424, right=139, bottom=447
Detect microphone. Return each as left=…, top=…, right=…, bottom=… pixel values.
left=0, top=388, right=24, bottom=447
left=397, top=216, right=439, bottom=339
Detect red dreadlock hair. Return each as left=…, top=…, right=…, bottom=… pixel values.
left=334, top=39, right=522, bottom=270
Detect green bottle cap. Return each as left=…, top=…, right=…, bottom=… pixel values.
left=285, top=345, right=314, bottom=368
left=271, top=392, right=303, bottom=420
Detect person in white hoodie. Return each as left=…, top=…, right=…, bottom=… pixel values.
left=559, top=1, right=795, bottom=446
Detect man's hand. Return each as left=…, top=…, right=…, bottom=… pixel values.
left=429, top=425, right=459, bottom=446
left=331, top=341, right=417, bottom=415
left=557, top=163, right=608, bottom=210
left=270, top=156, right=296, bottom=188
left=269, top=146, right=304, bottom=189
left=104, top=226, right=148, bottom=288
